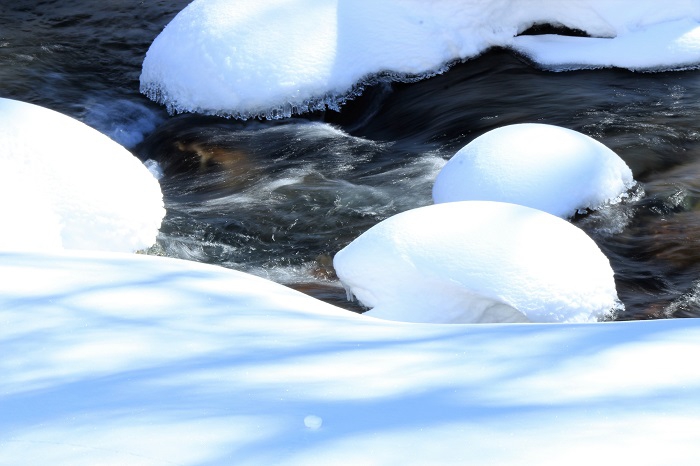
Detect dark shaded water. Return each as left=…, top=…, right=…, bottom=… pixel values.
left=4, top=1, right=700, bottom=319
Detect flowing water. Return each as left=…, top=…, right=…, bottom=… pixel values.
left=4, top=1, right=700, bottom=319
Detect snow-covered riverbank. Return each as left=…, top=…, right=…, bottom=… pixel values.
left=3, top=249, right=700, bottom=464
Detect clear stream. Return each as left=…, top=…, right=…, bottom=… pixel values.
left=4, top=1, right=700, bottom=319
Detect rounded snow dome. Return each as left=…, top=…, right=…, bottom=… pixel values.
left=0, top=98, right=165, bottom=252
left=334, top=201, right=621, bottom=324
left=432, top=123, right=634, bottom=218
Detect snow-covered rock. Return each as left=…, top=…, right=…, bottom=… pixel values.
left=432, top=124, right=634, bottom=218
left=334, top=201, right=621, bottom=323
left=140, top=0, right=700, bottom=118
left=0, top=98, right=165, bottom=252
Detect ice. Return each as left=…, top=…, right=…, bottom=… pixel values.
left=334, top=201, right=621, bottom=324
left=141, top=0, right=700, bottom=118
left=432, top=123, right=635, bottom=218
left=143, top=158, right=164, bottom=180
left=0, top=98, right=165, bottom=252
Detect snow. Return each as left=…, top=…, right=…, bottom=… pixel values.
left=304, top=415, right=323, bottom=430
left=432, top=123, right=635, bottom=218
left=5, top=1, right=700, bottom=462
left=513, top=17, right=700, bottom=71
left=2, top=249, right=700, bottom=465
left=140, top=0, right=700, bottom=118
left=333, top=201, right=620, bottom=324
left=0, top=98, right=165, bottom=252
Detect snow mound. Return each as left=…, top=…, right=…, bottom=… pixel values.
left=334, top=201, right=621, bottom=324
left=0, top=98, right=165, bottom=252
left=432, top=124, right=635, bottom=218
left=140, top=0, right=700, bottom=118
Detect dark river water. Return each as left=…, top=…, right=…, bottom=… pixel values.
left=4, top=1, right=700, bottom=320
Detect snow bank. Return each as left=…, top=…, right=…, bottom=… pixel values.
left=513, top=17, right=700, bottom=71
left=0, top=98, right=164, bottom=252
left=2, top=249, right=700, bottom=465
left=433, top=124, right=635, bottom=218
left=140, top=0, right=700, bottom=118
left=334, top=201, right=620, bottom=324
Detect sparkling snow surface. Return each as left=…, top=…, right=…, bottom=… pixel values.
left=334, top=201, right=621, bottom=324
left=433, top=124, right=635, bottom=218
left=0, top=98, right=165, bottom=252
left=140, top=0, right=700, bottom=118
left=3, top=250, right=700, bottom=465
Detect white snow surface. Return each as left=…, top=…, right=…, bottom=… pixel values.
left=514, top=17, right=700, bottom=71
left=140, top=0, right=700, bottom=118
left=3, top=249, right=700, bottom=465
left=334, top=201, right=620, bottom=324
left=0, top=98, right=165, bottom=252
left=432, top=124, right=635, bottom=218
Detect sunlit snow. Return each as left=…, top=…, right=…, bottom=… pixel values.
left=334, top=201, right=621, bottom=324
left=3, top=250, right=700, bottom=465
left=433, top=124, right=635, bottom=218
left=141, top=0, right=700, bottom=118
left=6, top=1, right=700, bottom=464
left=513, top=17, right=700, bottom=71
left=0, top=98, right=164, bottom=252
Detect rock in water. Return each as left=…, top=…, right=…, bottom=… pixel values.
left=433, top=123, right=634, bottom=218
left=334, top=201, right=621, bottom=324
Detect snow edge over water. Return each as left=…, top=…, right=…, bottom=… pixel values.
left=140, top=0, right=700, bottom=119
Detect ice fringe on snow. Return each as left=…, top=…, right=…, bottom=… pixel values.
left=432, top=123, right=635, bottom=218
left=140, top=0, right=700, bottom=119
left=0, top=98, right=165, bottom=252
left=334, top=201, right=621, bottom=324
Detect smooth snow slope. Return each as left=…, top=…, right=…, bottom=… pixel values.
left=2, top=250, right=700, bottom=465
left=141, top=0, right=700, bottom=118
